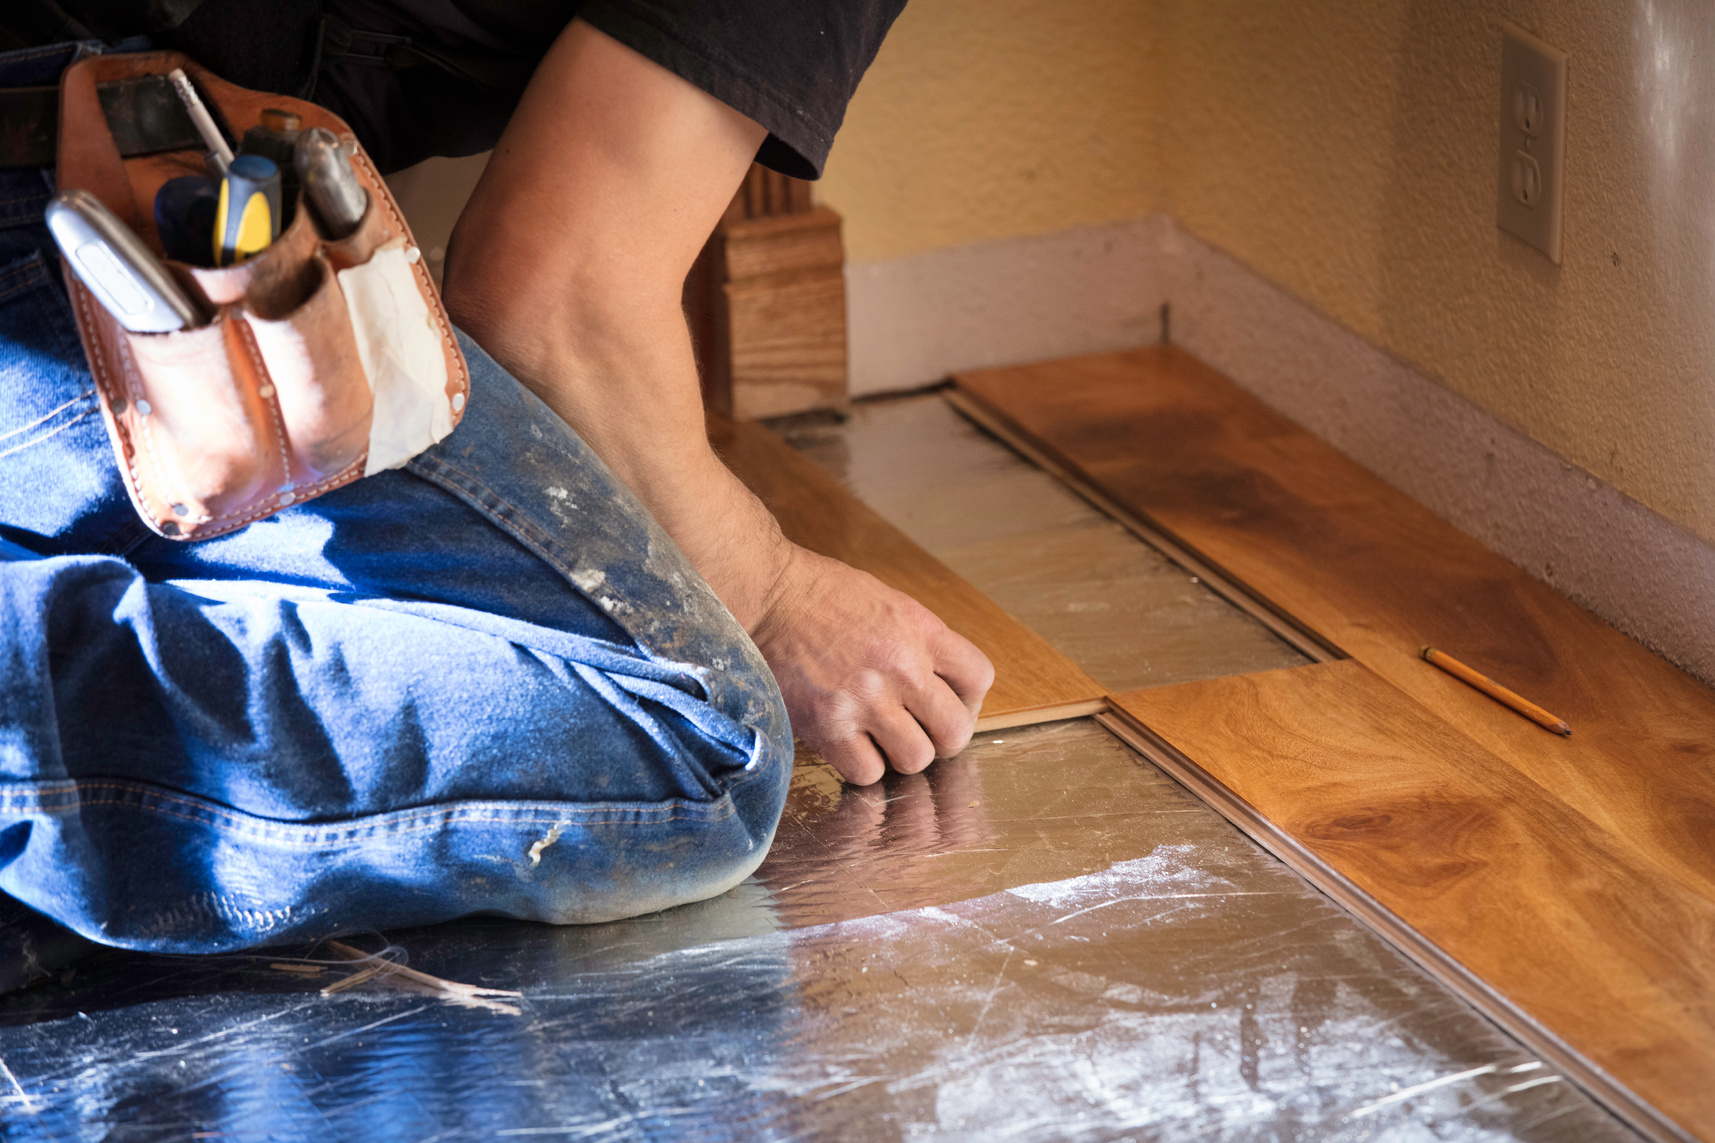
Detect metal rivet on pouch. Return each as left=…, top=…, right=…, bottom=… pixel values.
left=161, top=521, right=180, bottom=536
left=171, top=503, right=188, bottom=517
left=451, top=392, right=465, bottom=412
left=111, top=398, right=127, bottom=415
left=279, top=492, right=296, bottom=506
left=135, top=399, right=152, bottom=416
left=405, top=245, right=421, bottom=264
left=258, top=384, right=275, bottom=399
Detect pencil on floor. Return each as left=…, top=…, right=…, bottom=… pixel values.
left=1420, top=646, right=1571, bottom=736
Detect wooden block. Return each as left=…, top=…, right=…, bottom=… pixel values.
left=692, top=177, right=848, bottom=421
left=955, top=346, right=1715, bottom=899
left=1111, top=662, right=1715, bottom=1143
left=724, top=268, right=846, bottom=420
left=709, top=414, right=1109, bottom=730
left=721, top=207, right=845, bottom=280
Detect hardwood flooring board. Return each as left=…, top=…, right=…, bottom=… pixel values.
left=1114, top=661, right=1715, bottom=1142
left=956, top=347, right=1715, bottom=898
left=709, top=414, right=1108, bottom=729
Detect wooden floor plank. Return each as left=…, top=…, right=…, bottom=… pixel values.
left=710, top=415, right=1109, bottom=730
left=1112, top=663, right=1715, bottom=1143
left=957, top=345, right=1715, bottom=1142
left=957, top=347, right=1715, bottom=897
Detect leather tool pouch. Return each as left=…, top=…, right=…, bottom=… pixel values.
left=56, top=52, right=469, bottom=541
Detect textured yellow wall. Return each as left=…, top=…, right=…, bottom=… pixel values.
left=817, top=0, right=1160, bottom=264
left=1158, top=0, right=1715, bottom=544
left=827, top=0, right=1715, bottom=544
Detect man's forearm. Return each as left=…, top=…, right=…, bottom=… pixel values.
left=442, top=20, right=789, bottom=627
left=441, top=18, right=993, bottom=785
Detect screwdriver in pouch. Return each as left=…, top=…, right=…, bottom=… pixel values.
left=154, top=175, right=219, bottom=265
left=213, top=154, right=281, bottom=266
left=46, top=190, right=206, bottom=333
left=242, top=108, right=303, bottom=211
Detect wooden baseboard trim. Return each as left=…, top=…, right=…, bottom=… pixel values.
left=945, top=388, right=1343, bottom=665
left=1093, top=705, right=1692, bottom=1143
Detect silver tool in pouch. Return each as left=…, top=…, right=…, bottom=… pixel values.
left=47, top=189, right=206, bottom=333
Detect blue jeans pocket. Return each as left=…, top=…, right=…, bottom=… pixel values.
left=0, top=247, right=144, bottom=553
left=0, top=250, right=96, bottom=461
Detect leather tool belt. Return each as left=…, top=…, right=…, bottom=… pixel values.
left=55, top=52, right=469, bottom=541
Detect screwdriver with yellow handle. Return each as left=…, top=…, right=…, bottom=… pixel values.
left=212, top=153, right=282, bottom=267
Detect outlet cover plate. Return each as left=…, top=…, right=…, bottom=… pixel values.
left=1496, top=25, right=1567, bottom=263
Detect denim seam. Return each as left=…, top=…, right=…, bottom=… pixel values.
left=411, top=453, right=664, bottom=645
left=5, top=778, right=736, bottom=819
left=411, top=455, right=585, bottom=586
left=0, top=390, right=94, bottom=444
left=1, top=781, right=742, bottom=843
left=36, top=259, right=89, bottom=371
left=0, top=406, right=97, bottom=460
left=0, top=258, right=51, bottom=304
left=0, top=45, right=85, bottom=64
left=6, top=758, right=781, bottom=828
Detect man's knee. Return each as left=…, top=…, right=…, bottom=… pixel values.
left=527, top=670, right=793, bottom=925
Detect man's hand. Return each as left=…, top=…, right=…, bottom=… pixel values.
left=441, top=19, right=994, bottom=783
left=752, top=547, right=993, bottom=786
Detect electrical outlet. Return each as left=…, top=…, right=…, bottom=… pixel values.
left=1496, top=25, right=1567, bottom=262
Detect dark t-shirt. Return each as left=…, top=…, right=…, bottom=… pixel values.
left=12, top=0, right=906, bottom=176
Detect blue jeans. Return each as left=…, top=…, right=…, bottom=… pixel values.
left=0, top=45, right=792, bottom=956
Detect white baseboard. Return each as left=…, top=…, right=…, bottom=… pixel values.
left=844, top=217, right=1171, bottom=398
left=846, top=216, right=1715, bottom=687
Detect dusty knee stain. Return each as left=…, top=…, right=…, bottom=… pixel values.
left=527, top=822, right=568, bottom=867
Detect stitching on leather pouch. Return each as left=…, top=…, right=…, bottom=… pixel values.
left=226, top=314, right=293, bottom=510
left=140, top=317, right=365, bottom=535
left=350, top=147, right=470, bottom=403
left=72, top=280, right=156, bottom=518
left=117, top=313, right=200, bottom=519
left=76, top=282, right=368, bottom=541
left=181, top=458, right=367, bottom=539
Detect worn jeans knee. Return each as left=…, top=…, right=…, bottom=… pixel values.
left=0, top=279, right=792, bottom=950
